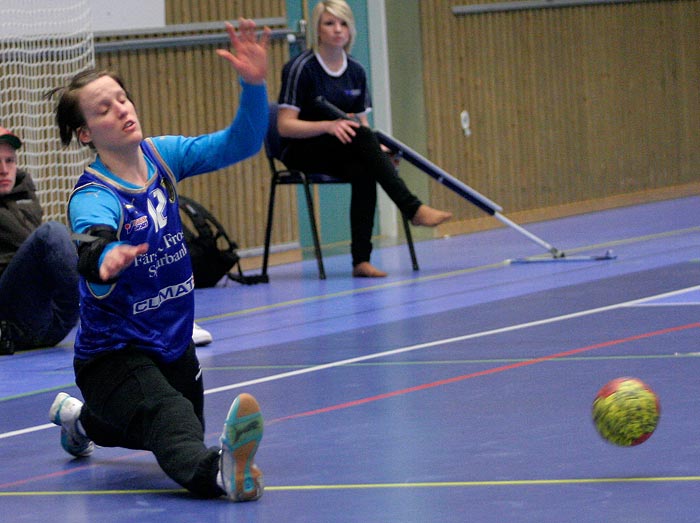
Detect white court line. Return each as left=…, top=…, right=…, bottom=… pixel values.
left=620, top=285, right=700, bottom=307
left=3, top=284, right=699, bottom=441
left=0, top=423, right=55, bottom=440
left=633, top=302, right=700, bottom=307
left=204, top=283, right=700, bottom=394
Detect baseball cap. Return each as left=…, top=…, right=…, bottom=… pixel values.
left=0, top=127, right=22, bottom=149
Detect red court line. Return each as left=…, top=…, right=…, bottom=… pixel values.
left=5, top=323, right=696, bottom=491
left=0, top=451, right=151, bottom=490
left=271, top=322, right=700, bottom=424
left=0, top=463, right=97, bottom=490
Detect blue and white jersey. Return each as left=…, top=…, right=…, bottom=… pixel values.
left=67, top=81, right=268, bottom=363
left=69, top=140, right=194, bottom=363
left=278, top=49, right=371, bottom=122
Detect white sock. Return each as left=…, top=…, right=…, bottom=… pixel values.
left=216, top=452, right=225, bottom=491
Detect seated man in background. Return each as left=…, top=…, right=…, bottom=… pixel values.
left=0, top=126, right=80, bottom=354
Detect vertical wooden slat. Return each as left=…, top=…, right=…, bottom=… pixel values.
left=95, top=0, right=291, bottom=252
left=96, top=0, right=698, bottom=247
left=421, top=0, right=699, bottom=230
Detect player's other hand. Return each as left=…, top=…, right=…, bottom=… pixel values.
left=99, top=242, right=149, bottom=281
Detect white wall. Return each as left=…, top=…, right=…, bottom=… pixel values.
left=91, top=0, right=165, bottom=32
left=1, top=1, right=165, bottom=35
left=367, top=0, right=398, bottom=237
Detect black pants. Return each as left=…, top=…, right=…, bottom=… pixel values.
left=282, top=127, right=422, bottom=266
left=74, top=344, right=224, bottom=498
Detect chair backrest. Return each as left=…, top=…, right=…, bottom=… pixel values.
left=264, top=103, right=283, bottom=162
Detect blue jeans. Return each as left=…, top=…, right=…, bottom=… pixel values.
left=0, top=221, right=79, bottom=350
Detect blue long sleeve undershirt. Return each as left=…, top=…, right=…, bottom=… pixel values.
left=69, top=81, right=268, bottom=235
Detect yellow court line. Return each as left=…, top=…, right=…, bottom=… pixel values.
left=0, top=489, right=184, bottom=496
left=4, top=476, right=700, bottom=496
left=266, top=476, right=700, bottom=490
left=563, top=226, right=700, bottom=255
left=201, top=261, right=509, bottom=321
left=200, top=226, right=700, bottom=323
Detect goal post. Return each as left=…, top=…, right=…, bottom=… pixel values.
left=0, top=0, right=94, bottom=223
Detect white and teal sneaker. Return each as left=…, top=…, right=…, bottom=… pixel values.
left=219, top=393, right=264, bottom=501
left=49, top=392, right=95, bottom=458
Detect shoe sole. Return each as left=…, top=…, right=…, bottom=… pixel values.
left=220, top=393, right=264, bottom=501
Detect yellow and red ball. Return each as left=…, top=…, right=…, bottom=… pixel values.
left=592, top=377, right=660, bottom=446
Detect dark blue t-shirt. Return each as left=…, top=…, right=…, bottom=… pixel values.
left=278, top=49, right=371, bottom=122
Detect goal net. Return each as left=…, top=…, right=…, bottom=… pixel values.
left=0, top=0, right=94, bottom=223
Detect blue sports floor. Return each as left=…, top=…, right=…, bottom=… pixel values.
left=1, top=195, right=699, bottom=522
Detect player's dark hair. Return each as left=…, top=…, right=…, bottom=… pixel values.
left=46, top=69, right=134, bottom=149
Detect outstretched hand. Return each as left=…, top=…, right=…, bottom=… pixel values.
left=216, top=18, right=270, bottom=85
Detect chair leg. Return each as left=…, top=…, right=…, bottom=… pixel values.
left=300, top=175, right=326, bottom=279
left=260, top=179, right=278, bottom=282
left=401, top=215, right=420, bottom=271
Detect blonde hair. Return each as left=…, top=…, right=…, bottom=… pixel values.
left=310, top=0, right=356, bottom=54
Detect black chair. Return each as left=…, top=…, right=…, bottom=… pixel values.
left=261, top=103, right=419, bottom=280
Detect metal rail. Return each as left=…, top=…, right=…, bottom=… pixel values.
left=452, top=0, right=656, bottom=16
left=94, top=17, right=299, bottom=54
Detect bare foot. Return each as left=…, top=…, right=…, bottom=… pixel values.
left=410, top=205, right=452, bottom=227
left=352, top=262, right=388, bottom=278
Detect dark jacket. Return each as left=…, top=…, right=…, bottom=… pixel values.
left=0, top=170, right=43, bottom=275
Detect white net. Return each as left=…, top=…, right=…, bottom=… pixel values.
left=0, top=0, right=94, bottom=223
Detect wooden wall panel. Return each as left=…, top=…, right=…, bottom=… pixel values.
left=420, top=0, right=699, bottom=226
left=166, top=0, right=281, bottom=23
left=91, top=0, right=699, bottom=249
left=95, top=0, right=296, bottom=252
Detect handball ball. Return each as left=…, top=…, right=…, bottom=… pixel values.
left=592, top=377, right=660, bottom=446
